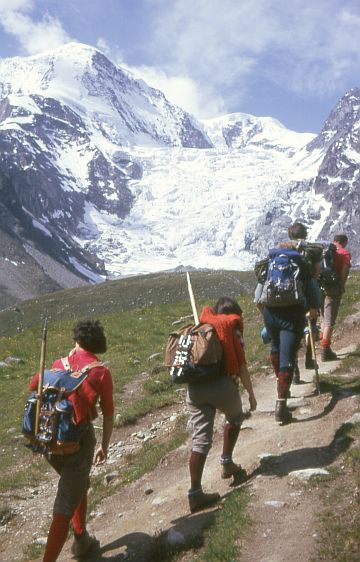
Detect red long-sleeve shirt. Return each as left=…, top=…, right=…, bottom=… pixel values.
left=29, top=348, right=114, bottom=424
left=334, top=243, right=352, bottom=277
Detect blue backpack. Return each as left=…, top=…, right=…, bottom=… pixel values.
left=22, top=359, right=102, bottom=455
left=260, top=247, right=306, bottom=307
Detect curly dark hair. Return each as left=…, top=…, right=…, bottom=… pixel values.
left=333, top=234, right=348, bottom=246
left=213, top=296, right=243, bottom=316
left=73, top=319, right=107, bottom=354
left=288, top=222, right=308, bottom=240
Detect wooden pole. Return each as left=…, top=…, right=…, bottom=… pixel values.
left=186, top=272, right=199, bottom=324
left=35, top=318, right=47, bottom=435
left=307, top=317, right=320, bottom=395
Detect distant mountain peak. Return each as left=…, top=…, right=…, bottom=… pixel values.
left=308, top=87, right=360, bottom=152
left=0, top=43, right=358, bottom=309
left=202, top=111, right=313, bottom=150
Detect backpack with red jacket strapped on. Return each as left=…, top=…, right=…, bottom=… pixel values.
left=164, top=323, right=224, bottom=384
left=22, top=359, right=102, bottom=455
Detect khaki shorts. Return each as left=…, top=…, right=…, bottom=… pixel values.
left=186, top=376, right=243, bottom=455
left=321, top=294, right=342, bottom=328
left=48, top=424, right=96, bottom=517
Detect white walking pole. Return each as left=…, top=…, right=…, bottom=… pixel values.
left=186, top=272, right=199, bottom=324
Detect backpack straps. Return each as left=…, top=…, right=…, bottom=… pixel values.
left=79, top=361, right=104, bottom=373
left=61, top=356, right=71, bottom=370
left=60, top=357, right=104, bottom=374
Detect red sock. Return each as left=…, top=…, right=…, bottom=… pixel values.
left=270, top=353, right=280, bottom=376
left=43, top=513, right=71, bottom=562
left=277, top=371, right=292, bottom=399
left=189, top=451, right=207, bottom=491
left=322, top=339, right=330, bottom=348
left=72, top=493, right=87, bottom=536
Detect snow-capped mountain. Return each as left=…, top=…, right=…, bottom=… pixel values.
left=0, top=42, right=358, bottom=306
left=309, top=90, right=360, bottom=238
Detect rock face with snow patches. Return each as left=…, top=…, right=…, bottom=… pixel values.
left=0, top=42, right=358, bottom=307
left=310, top=89, right=360, bottom=239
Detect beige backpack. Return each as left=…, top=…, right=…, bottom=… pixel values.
left=164, top=323, right=224, bottom=384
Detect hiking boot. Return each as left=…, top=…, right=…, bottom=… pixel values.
left=221, top=461, right=247, bottom=480
left=188, top=491, right=221, bottom=513
left=321, top=347, right=338, bottom=362
left=275, top=400, right=293, bottom=424
left=71, top=531, right=99, bottom=559
left=293, top=363, right=300, bottom=384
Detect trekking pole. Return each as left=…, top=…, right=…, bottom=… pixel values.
left=186, top=272, right=199, bottom=324
left=307, top=317, right=320, bottom=395
left=35, top=318, right=48, bottom=436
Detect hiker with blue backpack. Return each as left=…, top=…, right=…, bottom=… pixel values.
left=27, top=320, right=114, bottom=562
left=281, top=223, right=323, bottom=378
left=254, top=223, right=319, bottom=424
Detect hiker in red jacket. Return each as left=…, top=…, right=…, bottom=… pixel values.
left=29, top=320, right=114, bottom=562
left=186, top=297, right=257, bottom=513
left=320, top=234, right=352, bottom=360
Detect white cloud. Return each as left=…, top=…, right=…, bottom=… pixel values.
left=1, top=0, right=359, bottom=120
left=97, top=37, right=225, bottom=118
left=144, top=0, right=360, bottom=106
left=0, top=0, right=70, bottom=55
left=129, top=66, right=226, bottom=118
left=149, top=0, right=270, bottom=85
left=339, top=8, right=360, bottom=25
left=0, top=0, right=32, bottom=10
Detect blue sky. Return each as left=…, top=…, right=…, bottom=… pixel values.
left=0, top=0, right=359, bottom=133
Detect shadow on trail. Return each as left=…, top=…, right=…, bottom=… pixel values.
left=292, top=384, right=360, bottom=424
left=86, top=418, right=354, bottom=561
left=87, top=531, right=154, bottom=561
left=251, top=424, right=354, bottom=478
left=90, top=511, right=217, bottom=561
left=87, top=387, right=360, bottom=561
left=336, top=349, right=360, bottom=359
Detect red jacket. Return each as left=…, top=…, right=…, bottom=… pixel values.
left=200, top=306, right=246, bottom=375
left=29, top=348, right=114, bottom=424
left=334, top=243, right=351, bottom=277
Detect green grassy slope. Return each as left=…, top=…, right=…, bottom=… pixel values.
left=0, top=270, right=261, bottom=490
left=0, top=270, right=359, bottom=561
left=0, top=270, right=255, bottom=337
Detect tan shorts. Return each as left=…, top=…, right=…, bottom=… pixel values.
left=48, top=424, right=96, bottom=517
left=186, top=376, right=243, bottom=455
left=321, top=294, right=342, bottom=328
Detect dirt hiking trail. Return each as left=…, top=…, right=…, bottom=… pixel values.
left=1, top=319, right=360, bottom=562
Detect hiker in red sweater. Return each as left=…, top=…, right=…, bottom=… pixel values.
left=320, top=234, right=352, bottom=360
left=187, top=297, right=257, bottom=513
left=29, top=320, right=114, bottom=562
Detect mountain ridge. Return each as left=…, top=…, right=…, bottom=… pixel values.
left=0, top=42, right=358, bottom=309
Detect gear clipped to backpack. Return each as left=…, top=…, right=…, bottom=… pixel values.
left=318, top=241, right=340, bottom=290
left=22, top=359, right=102, bottom=455
left=259, top=247, right=306, bottom=307
left=164, top=323, right=224, bottom=384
